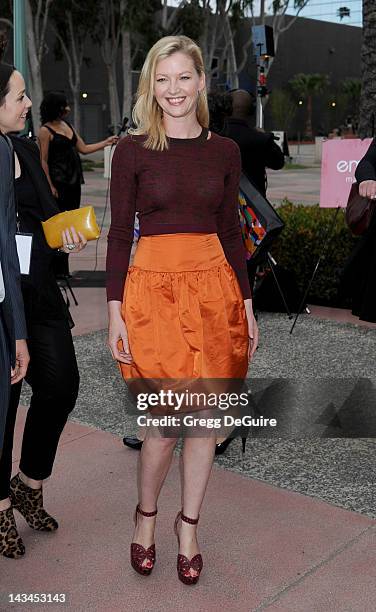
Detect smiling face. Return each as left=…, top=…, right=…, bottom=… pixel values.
left=0, top=71, right=32, bottom=134
left=154, top=51, right=205, bottom=121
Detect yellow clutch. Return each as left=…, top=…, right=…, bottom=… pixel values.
left=41, top=206, right=101, bottom=249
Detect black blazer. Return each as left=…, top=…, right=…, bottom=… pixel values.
left=0, top=134, right=27, bottom=365
left=223, top=118, right=285, bottom=196
left=9, top=135, right=60, bottom=220
left=355, top=138, right=376, bottom=183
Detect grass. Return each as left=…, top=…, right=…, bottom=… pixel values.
left=283, top=162, right=311, bottom=170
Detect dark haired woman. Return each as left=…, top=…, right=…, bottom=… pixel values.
left=207, top=90, right=232, bottom=135
left=39, top=91, right=118, bottom=208
left=39, top=92, right=118, bottom=276
left=0, top=63, right=87, bottom=559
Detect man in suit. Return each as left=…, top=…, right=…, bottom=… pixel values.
left=223, top=89, right=285, bottom=196
left=222, top=89, right=285, bottom=294
left=0, top=133, right=29, bottom=453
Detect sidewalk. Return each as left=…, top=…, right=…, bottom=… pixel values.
left=1, top=169, right=375, bottom=612
left=1, top=409, right=375, bottom=612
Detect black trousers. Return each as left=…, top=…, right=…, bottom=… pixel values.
left=0, top=318, right=79, bottom=500
left=0, top=309, right=11, bottom=454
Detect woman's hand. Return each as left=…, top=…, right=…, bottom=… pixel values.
left=108, top=301, right=133, bottom=364
left=51, top=184, right=59, bottom=198
left=244, top=298, right=259, bottom=362
left=11, top=340, right=30, bottom=385
left=359, top=180, right=376, bottom=199
left=60, top=226, right=87, bottom=253
left=105, top=135, right=119, bottom=147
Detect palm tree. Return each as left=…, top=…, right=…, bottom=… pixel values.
left=289, top=73, right=330, bottom=139
left=358, top=0, right=376, bottom=137
left=270, top=89, right=297, bottom=132
left=342, top=79, right=361, bottom=129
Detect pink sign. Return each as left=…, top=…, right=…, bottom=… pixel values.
left=320, top=138, right=372, bottom=208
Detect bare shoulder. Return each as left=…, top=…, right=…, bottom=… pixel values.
left=39, top=125, right=52, bottom=139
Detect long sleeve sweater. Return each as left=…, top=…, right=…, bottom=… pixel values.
left=106, top=129, right=251, bottom=301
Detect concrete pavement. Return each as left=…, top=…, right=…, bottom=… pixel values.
left=1, top=410, right=375, bottom=612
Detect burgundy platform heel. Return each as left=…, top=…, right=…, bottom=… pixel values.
left=130, top=504, right=157, bottom=576
left=174, top=510, right=203, bottom=585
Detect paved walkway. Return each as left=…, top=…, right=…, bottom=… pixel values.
left=1, top=167, right=374, bottom=612
left=1, top=411, right=375, bottom=612
left=267, top=166, right=322, bottom=206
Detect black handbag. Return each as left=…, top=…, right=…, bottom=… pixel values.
left=345, top=183, right=376, bottom=236
left=238, top=173, right=284, bottom=259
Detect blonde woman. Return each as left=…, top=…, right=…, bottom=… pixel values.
left=106, top=35, right=258, bottom=585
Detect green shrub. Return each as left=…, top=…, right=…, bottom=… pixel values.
left=81, top=159, right=95, bottom=172
left=270, top=202, right=357, bottom=305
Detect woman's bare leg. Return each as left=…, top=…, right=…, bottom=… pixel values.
left=178, top=436, right=217, bottom=577
left=133, top=432, right=177, bottom=568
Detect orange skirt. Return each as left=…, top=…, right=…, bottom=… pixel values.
left=120, top=233, right=248, bottom=382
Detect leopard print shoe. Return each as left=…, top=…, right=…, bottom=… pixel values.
left=0, top=506, right=25, bottom=558
left=10, top=474, right=58, bottom=532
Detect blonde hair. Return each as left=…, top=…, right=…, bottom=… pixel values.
left=129, top=35, right=209, bottom=151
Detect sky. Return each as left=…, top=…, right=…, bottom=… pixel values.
left=292, top=0, right=362, bottom=26
left=167, top=1, right=363, bottom=28
left=264, top=0, right=362, bottom=27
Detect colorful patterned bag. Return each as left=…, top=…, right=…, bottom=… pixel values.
left=238, top=173, right=284, bottom=260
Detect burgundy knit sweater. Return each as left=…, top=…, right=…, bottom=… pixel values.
left=106, top=129, right=251, bottom=301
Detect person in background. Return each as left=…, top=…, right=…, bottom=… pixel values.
left=222, top=89, right=285, bottom=302
left=223, top=89, right=285, bottom=197
left=38, top=92, right=118, bottom=276
left=0, top=63, right=87, bottom=559
left=341, top=140, right=376, bottom=322
left=207, top=89, right=232, bottom=135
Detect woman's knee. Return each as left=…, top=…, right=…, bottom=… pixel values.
left=57, top=368, right=79, bottom=411
left=35, top=366, right=79, bottom=414
left=143, top=435, right=177, bottom=452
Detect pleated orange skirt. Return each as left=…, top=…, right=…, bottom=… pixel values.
left=120, top=233, right=248, bottom=383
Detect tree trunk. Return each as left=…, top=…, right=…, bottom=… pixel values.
left=122, top=29, right=133, bottom=121
left=28, top=61, right=43, bottom=133
left=25, top=0, right=43, bottom=132
left=306, top=95, right=313, bottom=140
left=53, top=27, right=83, bottom=133
left=223, top=15, right=239, bottom=89
left=72, top=87, right=81, bottom=133
left=199, top=4, right=218, bottom=90
left=359, top=0, right=376, bottom=137
left=67, top=13, right=82, bottom=134
left=107, top=62, right=121, bottom=133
